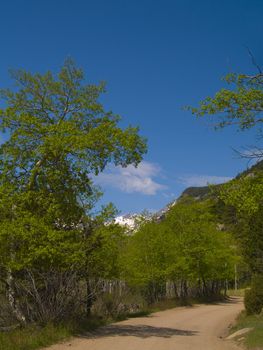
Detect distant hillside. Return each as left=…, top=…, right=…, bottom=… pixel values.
left=179, top=159, right=263, bottom=202
left=236, top=159, right=263, bottom=178
left=113, top=160, right=263, bottom=227
left=180, top=185, right=214, bottom=200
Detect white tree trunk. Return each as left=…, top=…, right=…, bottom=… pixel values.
left=6, top=270, right=26, bottom=325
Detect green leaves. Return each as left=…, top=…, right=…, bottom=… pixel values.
left=122, top=200, right=238, bottom=287
left=189, top=72, right=263, bottom=131
left=0, top=59, right=147, bottom=192
left=220, top=174, right=263, bottom=217
left=218, top=169, right=263, bottom=273
left=0, top=59, right=146, bottom=280
left=84, top=224, right=125, bottom=279
left=191, top=66, right=263, bottom=275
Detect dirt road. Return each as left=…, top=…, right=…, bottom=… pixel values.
left=47, top=297, right=243, bottom=350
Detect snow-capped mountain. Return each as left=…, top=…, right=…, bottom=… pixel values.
left=113, top=199, right=177, bottom=230
left=113, top=213, right=151, bottom=230
left=114, top=214, right=140, bottom=229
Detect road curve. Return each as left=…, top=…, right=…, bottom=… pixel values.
left=47, top=297, right=243, bottom=350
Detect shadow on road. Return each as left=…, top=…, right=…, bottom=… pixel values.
left=82, top=324, right=198, bottom=339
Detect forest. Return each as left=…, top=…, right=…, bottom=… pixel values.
left=0, top=60, right=262, bottom=349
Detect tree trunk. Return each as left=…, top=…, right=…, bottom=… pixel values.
left=173, top=281, right=179, bottom=299
left=86, top=278, right=94, bottom=316
left=202, top=277, right=207, bottom=296
left=6, top=270, right=26, bottom=325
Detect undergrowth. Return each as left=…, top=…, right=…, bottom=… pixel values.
left=0, top=317, right=106, bottom=350
left=231, top=311, right=263, bottom=349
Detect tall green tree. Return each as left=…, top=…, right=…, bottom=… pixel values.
left=122, top=199, right=238, bottom=302
left=0, top=58, right=146, bottom=211
left=0, top=59, right=147, bottom=323
left=190, top=69, right=263, bottom=275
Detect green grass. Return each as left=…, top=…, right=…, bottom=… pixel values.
left=0, top=317, right=106, bottom=350
left=127, top=310, right=150, bottom=318
left=148, top=298, right=183, bottom=312
left=0, top=323, right=71, bottom=350
left=231, top=311, right=263, bottom=349
left=227, top=288, right=246, bottom=297
left=130, top=295, right=225, bottom=315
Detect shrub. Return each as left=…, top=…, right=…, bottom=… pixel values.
left=244, top=274, right=263, bottom=315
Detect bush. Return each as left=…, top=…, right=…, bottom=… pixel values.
left=92, top=292, right=127, bottom=318
left=244, top=274, right=263, bottom=315
left=245, top=289, right=262, bottom=315
left=13, top=269, right=85, bottom=324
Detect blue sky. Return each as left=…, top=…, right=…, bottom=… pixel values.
left=0, top=0, right=263, bottom=213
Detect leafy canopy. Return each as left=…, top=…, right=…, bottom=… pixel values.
left=0, top=59, right=147, bottom=272
left=122, top=200, right=238, bottom=286
left=0, top=58, right=146, bottom=189
left=190, top=73, right=263, bottom=130
left=190, top=67, right=263, bottom=274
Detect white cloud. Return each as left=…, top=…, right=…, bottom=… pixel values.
left=95, top=161, right=167, bottom=195
left=177, top=175, right=232, bottom=187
